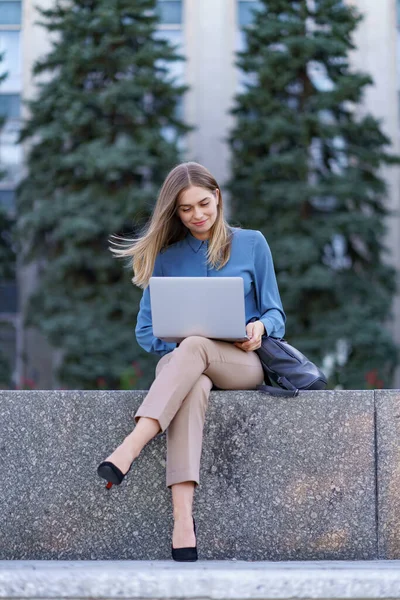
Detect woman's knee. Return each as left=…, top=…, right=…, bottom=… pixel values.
left=178, top=335, right=211, bottom=353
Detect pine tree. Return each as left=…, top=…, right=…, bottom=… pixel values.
left=0, top=201, right=15, bottom=389
left=17, top=0, right=191, bottom=389
left=228, top=0, right=399, bottom=389
left=0, top=51, right=16, bottom=388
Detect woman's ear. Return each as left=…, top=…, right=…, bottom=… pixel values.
left=215, top=188, right=220, bottom=205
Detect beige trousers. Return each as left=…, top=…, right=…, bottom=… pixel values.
left=134, top=335, right=264, bottom=488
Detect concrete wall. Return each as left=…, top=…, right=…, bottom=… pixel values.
left=0, top=389, right=377, bottom=560
left=2, top=388, right=400, bottom=560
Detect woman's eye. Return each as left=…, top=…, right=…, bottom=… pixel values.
left=181, top=201, right=209, bottom=213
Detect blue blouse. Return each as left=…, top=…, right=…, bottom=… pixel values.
left=135, top=227, right=286, bottom=356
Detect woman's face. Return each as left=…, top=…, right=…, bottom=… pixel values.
left=176, top=185, right=220, bottom=240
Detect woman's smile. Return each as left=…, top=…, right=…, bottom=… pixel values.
left=193, top=219, right=208, bottom=226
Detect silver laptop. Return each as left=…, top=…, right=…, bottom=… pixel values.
left=149, top=277, right=249, bottom=343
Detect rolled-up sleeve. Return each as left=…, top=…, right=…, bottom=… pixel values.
left=135, top=253, right=177, bottom=356
left=253, top=231, right=286, bottom=338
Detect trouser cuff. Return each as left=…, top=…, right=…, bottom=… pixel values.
left=166, top=467, right=200, bottom=488
left=134, top=406, right=167, bottom=433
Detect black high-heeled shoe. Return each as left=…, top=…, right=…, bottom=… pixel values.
left=171, top=517, right=198, bottom=562
left=97, top=459, right=133, bottom=489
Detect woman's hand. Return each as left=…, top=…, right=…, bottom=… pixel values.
left=234, top=320, right=265, bottom=352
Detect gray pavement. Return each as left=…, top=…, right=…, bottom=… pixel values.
left=1, top=560, right=400, bottom=599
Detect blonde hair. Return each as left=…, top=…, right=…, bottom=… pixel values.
left=109, top=162, right=233, bottom=288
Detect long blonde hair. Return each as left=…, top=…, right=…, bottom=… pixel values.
left=109, top=162, right=233, bottom=288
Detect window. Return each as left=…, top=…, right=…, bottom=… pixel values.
left=0, top=93, right=20, bottom=117
left=0, top=1, right=22, bottom=184
left=237, top=0, right=262, bottom=27
left=154, top=2, right=184, bottom=83
left=236, top=1, right=263, bottom=93
left=154, top=28, right=184, bottom=85
left=0, top=118, right=22, bottom=183
left=0, top=30, right=21, bottom=92
left=155, top=1, right=185, bottom=149
left=0, top=1, right=22, bottom=26
left=156, top=0, right=182, bottom=25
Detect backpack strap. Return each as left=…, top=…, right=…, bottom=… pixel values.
left=276, top=375, right=298, bottom=391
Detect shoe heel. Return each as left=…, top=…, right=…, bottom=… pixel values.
left=97, top=460, right=134, bottom=487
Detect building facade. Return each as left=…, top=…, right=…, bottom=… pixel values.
left=0, top=0, right=399, bottom=388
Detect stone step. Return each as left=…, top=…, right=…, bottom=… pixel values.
left=1, top=560, right=400, bottom=599
left=0, top=389, right=399, bottom=560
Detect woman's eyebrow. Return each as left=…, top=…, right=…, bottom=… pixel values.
left=178, top=196, right=210, bottom=207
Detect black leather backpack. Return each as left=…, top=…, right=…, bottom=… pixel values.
left=255, top=335, right=327, bottom=397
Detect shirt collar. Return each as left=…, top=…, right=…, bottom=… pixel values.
left=185, top=230, right=208, bottom=253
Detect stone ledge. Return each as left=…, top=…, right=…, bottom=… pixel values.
left=375, top=390, right=400, bottom=559
left=0, top=390, right=376, bottom=560
left=1, top=561, right=400, bottom=599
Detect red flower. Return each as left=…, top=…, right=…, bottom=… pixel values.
left=131, top=361, right=143, bottom=377
left=365, top=370, right=384, bottom=389
left=365, top=370, right=378, bottom=386
left=22, top=377, right=36, bottom=389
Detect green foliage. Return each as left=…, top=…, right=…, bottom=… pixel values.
left=228, top=0, right=399, bottom=388
left=0, top=50, right=13, bottom=281
left=0, top=51, right=16, bottom=390
left=0, top=348, right=11, bottom=389
left=0, top=208, right=15, bottom=281
left=17, top=0, right=191, bottom=389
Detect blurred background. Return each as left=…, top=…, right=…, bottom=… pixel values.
left=0, top=0, right=399, bottom=391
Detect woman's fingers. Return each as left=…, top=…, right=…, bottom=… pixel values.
left=246, top=345, right=261, bottom=352
left=235, top=340, right=262, bottom=352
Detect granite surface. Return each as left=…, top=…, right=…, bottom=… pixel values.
left=375, top=389, right=400, bottom=559
left=0, top=390, right=376, bottom=560
left=1, top=560, right=400, bottom=599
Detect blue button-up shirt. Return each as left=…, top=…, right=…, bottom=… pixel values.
left=135, top=227, right=286, bottom=356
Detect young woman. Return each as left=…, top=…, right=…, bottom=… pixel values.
left=97, top=161, right=286, bottom=562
